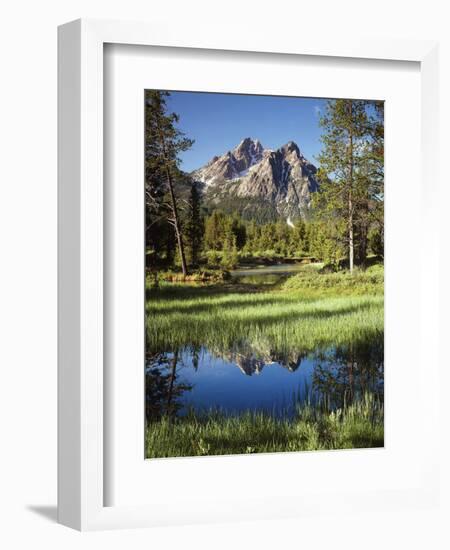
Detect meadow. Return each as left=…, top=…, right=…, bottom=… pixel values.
left=145, top=263, right=384, bottom=458
left=146, top=263, right=384, bottom=354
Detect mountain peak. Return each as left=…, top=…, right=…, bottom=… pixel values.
left=280, top=141, right=301, bottom=157
left=237, top=137, right=261, bottom=147
left=234, top=137, right=264, bottom=158
left=191, top=138, right=318, bottom=219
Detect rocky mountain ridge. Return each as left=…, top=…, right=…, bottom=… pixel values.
left=191, top=137, right=319, bottom=219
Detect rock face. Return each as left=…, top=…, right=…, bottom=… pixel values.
left=193, top=137, right=265, bottom=183
left=192, top=137, right=318, bottom=219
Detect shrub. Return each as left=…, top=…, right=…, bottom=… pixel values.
left=206, top=250, right=221, bottom=267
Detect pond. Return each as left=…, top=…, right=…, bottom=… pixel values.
left=230, top=263, right=310, bottom=285
left=146, top=265, right=384, bottom=423
left=145, top=341, right=384, bottom=421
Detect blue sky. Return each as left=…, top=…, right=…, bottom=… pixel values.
left=165, top=91, right=328, bottom=172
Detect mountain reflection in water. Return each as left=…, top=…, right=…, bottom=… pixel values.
left=145, top=338, right=383, bottom=422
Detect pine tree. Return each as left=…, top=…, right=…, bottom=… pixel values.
left=230, top=214, right=247, bottom=249
left=221, top=235, right=238, bottom=269
left=145, top=90, right=193, bottom=276
left=315, top=100, right=377, bottom=272
left=205, top=210, right=231, bottom=251
left=185, top=182, right=203, bottom=267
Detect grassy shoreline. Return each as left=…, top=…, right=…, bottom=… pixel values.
left=146, top=264, right=384, bottom=355
left=146, top=394, right=384, bottom=458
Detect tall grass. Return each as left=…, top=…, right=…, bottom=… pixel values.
left=146, top=265, right=384, bottom=354
left=145, top=393, right=384, bottom=458
left=282, top=263, right=384, bottom=291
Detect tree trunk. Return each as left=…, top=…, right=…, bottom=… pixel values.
left=348, top=192, right=354, bottom=273
left=348, top=101, right=354, bottom=274
left=165, top=166, right=188, bottom=276
left=156, top=117, right=188, bottom=276
left=357, top=218, right=368, bottom=267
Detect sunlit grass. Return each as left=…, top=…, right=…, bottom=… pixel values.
left=146, top=393, right=384, bottom=458
left=146, top=265, right=384, bottom=354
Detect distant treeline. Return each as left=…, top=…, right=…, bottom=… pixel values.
left=147, top=204, right=383, bottom=271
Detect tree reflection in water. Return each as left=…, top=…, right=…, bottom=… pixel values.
left=145, top=348, right=194, bottom=422
left=311, top=338, right=384, bottom=410
left=145, top=337, right=384, bottom=420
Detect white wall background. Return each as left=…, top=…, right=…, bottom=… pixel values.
left=0, top=0, right=448, bottom=548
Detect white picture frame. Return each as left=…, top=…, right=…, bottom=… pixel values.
left=58, top=18, right=440, bottom=531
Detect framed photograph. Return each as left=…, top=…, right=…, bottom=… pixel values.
left=143, top=91, right=385, bottom=460
left=58, top=18, right=440, bottom=530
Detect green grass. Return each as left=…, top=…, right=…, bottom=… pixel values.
left=282, top=263, right=384, bottom=291
left=145, top=263, right=384, bottom=458
left=151, top=268, right=230, bottom=283
left=146, top=393, right=384, bottom=458
left=146, top=264, right=384, bottom=355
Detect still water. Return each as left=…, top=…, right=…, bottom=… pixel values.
left=146, top=343, right=383, bottom=421
left=230, top=263, right=308, bottom=285
left=146, top=265, right=384, bottom=421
